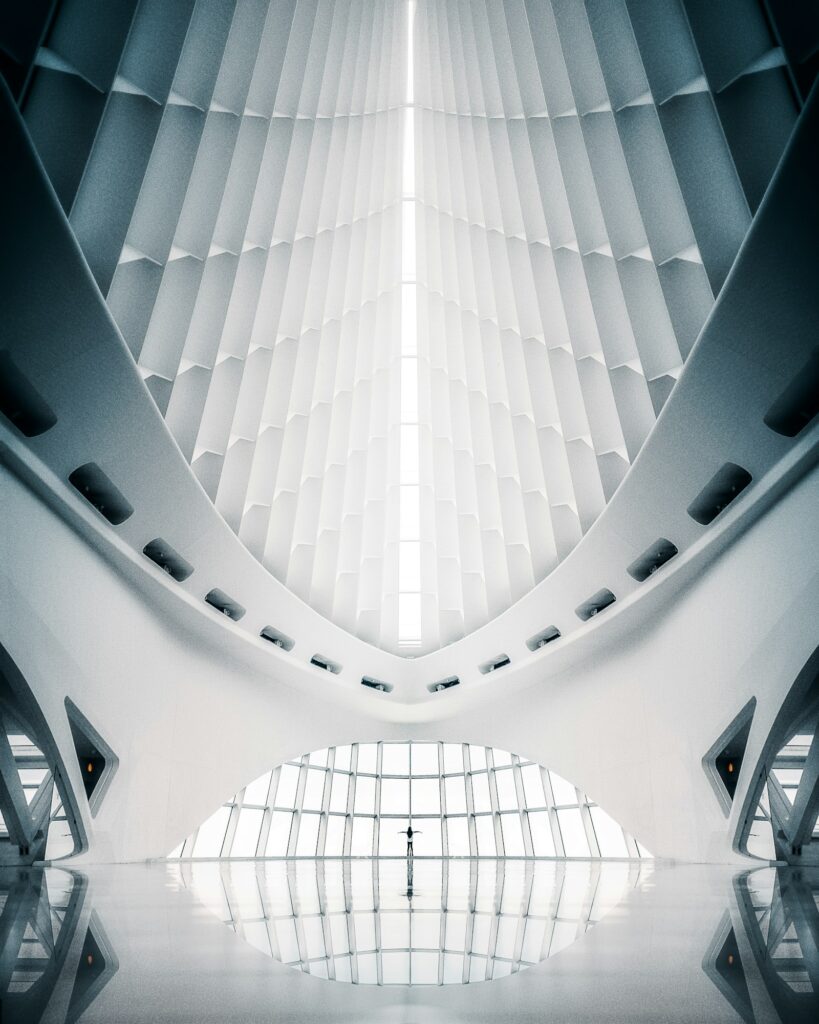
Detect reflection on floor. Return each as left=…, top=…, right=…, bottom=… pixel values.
left=176, top=858, right=646, bottom=985
left=2, top=861, right=819, bottom=1021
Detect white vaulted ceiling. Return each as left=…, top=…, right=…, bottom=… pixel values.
left=74, top=0, right=768, bottom=654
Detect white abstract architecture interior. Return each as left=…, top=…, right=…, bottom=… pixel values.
left=1, top=0, right=819, bottom=1016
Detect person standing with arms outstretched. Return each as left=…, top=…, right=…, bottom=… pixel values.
left=398, top=825, right=421, bottom=862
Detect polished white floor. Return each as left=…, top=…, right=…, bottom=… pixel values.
left=2, top=859, right=816, bottom=1022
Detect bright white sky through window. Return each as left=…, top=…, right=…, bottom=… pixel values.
left=398, top=0, right=421, bottom=649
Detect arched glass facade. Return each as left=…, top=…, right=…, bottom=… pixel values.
left=170, top=741, right=651, bottom=859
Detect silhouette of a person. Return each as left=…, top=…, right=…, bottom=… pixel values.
left=398, top=825, right=421, bottom=860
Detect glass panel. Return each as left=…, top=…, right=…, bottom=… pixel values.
left=325, top=814, right=346, bottom=856
left=416, top=816, right=443, bottom=856
left=528, top=810, right=556, bottom=857
left=411, top=950, right=439, bottom=984
left=443, top=743, right=463, bottom=774
left=521, top=917, right=547, bottom=962
left=469, top=745, right=487, bottom=770
left=500, top=813, right=525, bottom=856
left=474, top=815, right=496, bottom=856
left=382, top=743, right=410, bottom=775
left=334, top=745, right=352, bottom=771
left=446, top=816, right=470, bottom=855
left=495, top=915, right=518, bottom=959
left=549, top=771, right=578, bottom=807
left=381, top=911, right=410, bottom=949
left=329, top=772, right=349, bottom=813
left=242, top=771, right=272, bottom=807
left=411, top=777, right=440, bottom=815
left=330, top=914, right=350, bottom=953
left=232, top=808, right=264, bottom=857
left=411, top=913, right=441, bottom=949
left=411, top=743, right=439, bottom=775
left=302, top=915, right=326, bottom=958
left=310, top=748, right=328, bottom=767
left=354, top=912, right=377, bottom=950
left=471, top=913, right=492, bottom=954
left=471, top=772, right=491, bottom=813
left=557, top=809, right=590, bottom=857
left=492, top=748, right=512, bottom=767
left=192, top=806, right=230, bottom=857
left=590, top=806, right=628, bottom=857
left=357, top=951, right=378, bottom=983
left=357, top=744, right=378, bottom=774
left=275, top=919, right=300, bottom=962
left=494, top=768, right=518, bottom=811
left=302, top=769, right=326, bottom=811
left=520, top=763, right=545, bottom=807
left=354, top=775, right=376, bottom=815
left=296, top=813, right=321, bottom=856
left=334, top=956, right=352, bottom=982
left=275, top=763, right=300, bottom=807
left=381, top=777, right=410, bottom=815
left=444, top=775, right=467, bottom=815
left=265, top=810, right=293, bottom=856
left=351, top=817, right=374, bottom=856
left=382, top=951, right=410, bottom=984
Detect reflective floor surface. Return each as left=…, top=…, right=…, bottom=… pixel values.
left=1, top=859, right=818, bottom=1023
left=178, top=858, right=647, bottom=984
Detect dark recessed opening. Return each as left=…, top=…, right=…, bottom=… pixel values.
left=627, top=538, right=679, bottom=582
left=204, top=588, right=245, bottom=621
left=361, top=676, right=393, bottom=693
left=311, top=654, right=341, bottom=674
left=714, top=717, right=753, bottom=801
left=68, top=463, right=134, bottom=525
left=526, top=626, right=561, bottom=651
left=575, top=588, right=616, bottom=621
left=260, top=626, right=295, bottom=651
left=68, top=927, right=108, bottom=1014
left=763, top=349, right=819, bottom=437
left=0, top=351, right=58, bottom=436
left=478, top=654, right=511, bottom=674
left=142, top=538, right=193, bottom=582
left=714, top=928, right=745, bottom=989
left=687, top=463, right=752, bottom=525
left=427, top=675, right=459, bottom=693
left=67, top=717, right=107, bottom=803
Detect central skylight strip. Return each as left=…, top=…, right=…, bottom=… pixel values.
left=398, top=0, right=421, bottom=649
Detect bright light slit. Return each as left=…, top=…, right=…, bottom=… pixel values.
left=398, top=0, right=421, bottom=649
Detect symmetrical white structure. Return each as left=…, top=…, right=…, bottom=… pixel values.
left=14, top=0, right=800, bottom=653
left=0, top=0, right=818, bottom=881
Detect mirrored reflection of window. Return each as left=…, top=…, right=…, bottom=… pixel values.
left=175, top=858, right=648, bottom=985
left=169, top=743, right=651, bottom=860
